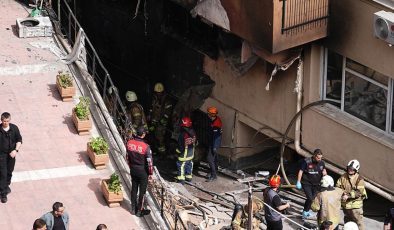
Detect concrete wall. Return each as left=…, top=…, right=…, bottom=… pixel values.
left=202, top=55, right=298, bottom=161
left=301, top=0, right=394, bottom=192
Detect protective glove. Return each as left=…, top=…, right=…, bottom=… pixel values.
left=296, top=181, right=302, bottom=190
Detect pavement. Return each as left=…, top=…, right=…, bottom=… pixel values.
left=0, top=0, right=147, bottom=229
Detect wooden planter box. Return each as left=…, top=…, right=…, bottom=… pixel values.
left=56, top=76, right=75, bottom=102
left=87, top=144, right=109, bottom=170
left=101, top=179, right=123, bottom=208
left=72, top=109, right=92, bottom=136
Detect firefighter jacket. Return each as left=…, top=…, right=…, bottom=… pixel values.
left=232, top=198, right=264, bottom=230
left=126, top=138, right=153, bottom=175
left=149, top=93, right=173, bottom=126
left=336, top=173, right=367, bottom=209
left=127, top=102, right=148, bottom=131
left=177, top=127, right=196, bottom=161
left=209, top=116, right=222, bottom=150
left=311, top=187, right=343, bottom=229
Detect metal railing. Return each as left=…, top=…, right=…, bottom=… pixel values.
left=281, top=0, right=329, bottom=34
left=55, top=0, right=131, bottom=141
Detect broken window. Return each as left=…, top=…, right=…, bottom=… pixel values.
left=323, top=49, right=392, bottom=132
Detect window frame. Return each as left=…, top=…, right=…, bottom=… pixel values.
left=322, top=48, right=393, bottom=134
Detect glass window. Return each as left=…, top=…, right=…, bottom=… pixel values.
left=324, top=48, right=392, bottom=132
left=344, top=72, right=387, bottom=130
left=325, top=50, right=343, bottom=102
left=346, top=59, right=388, bottom=86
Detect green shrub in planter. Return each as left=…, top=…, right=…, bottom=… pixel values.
left=108, top=173, right=122, bottom=194
left=75, top=96, right=90, bottom=120
left=57, top=71, right=73, bottom=88
left=89, top=137, right=109, bottom=155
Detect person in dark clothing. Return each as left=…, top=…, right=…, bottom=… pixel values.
left=0, top=112, right=22, bottom=203
left=264, top=175, right=290, bottom=230
left=384, top=208, right=394, bottom=230
left=175, top=117, right=196, bottom=184
left=206, top=106, right=222, bottom=182
left=126, top=127, right=153, bottom=217
left=40, top=202, right=69, bottom=230
left=296, top=149, right=327, bottom=219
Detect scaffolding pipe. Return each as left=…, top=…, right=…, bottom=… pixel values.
left=279, top=55, right=394, bottom=203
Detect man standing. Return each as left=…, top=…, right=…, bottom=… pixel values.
left=175, top=117, right=196, bottom=184
left=384, top=207, right=394, bottom=230
left=311, top=175, right=343, bottom=230
left=32, top=219, right=47, bottom=230
left=206, top=106, right=222, bottom=182
left=296, top=149, right=327, bottom=219
left=125, top=91, right=148, bottom=134
left=0, top=112, right=22, bottom=203
left=126, top=127, right=153, bottom=217
left=263, top=175, right=290, bottom=230
left=148, top=83, right=173, bottom=156
left=41, top=202, right=70, bottom=230
left=336, top=159, right=367, bottom=230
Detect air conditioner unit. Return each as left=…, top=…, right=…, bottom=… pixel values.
left=373, top=10, right=394, bottom=45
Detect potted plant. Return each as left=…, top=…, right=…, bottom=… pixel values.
left=56, top=71, right=75, bottom=101
left=87, top=137, right=109, bottom=169
left=72, top=96, right=92, bottom=135
left=101, top=173, right=123, bottom=207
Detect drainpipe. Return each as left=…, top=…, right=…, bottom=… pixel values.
left=292, top=56, right=394, bottom=202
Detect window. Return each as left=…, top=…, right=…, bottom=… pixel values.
left=323, top=49, right=392, bottom=132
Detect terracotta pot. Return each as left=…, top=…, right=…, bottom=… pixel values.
left=87, top=144, right=109, bottom=169
left=101, top=179, right=123, bottom=208
left=72, top=109, right=92, bottom=135
left=56, top=76, right=75, bottom=102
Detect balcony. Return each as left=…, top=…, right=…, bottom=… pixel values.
left=190, top=0, right=329, bottom=53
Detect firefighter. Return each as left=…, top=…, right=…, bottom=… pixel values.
left=231, top=198, right=264, bottom=230
left=125, top=91, right=148, bottom=135
left=148, top=83, right=173, bottom=156
left=175, top=117, right=196, bottom=184
left=126, top=127, right=153, bottom=217
left=263, top=175, right=290, bottom=230
left=296, top=149, right=327, bottom=219
left=384, top=207, right=394, bottom=230
left=206, top=106, right=222, bottom=182
left=336, top=160, right=367, bottom=230
left=311, top=175, right=343, bottom=230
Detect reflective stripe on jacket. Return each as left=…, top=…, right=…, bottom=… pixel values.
left=336, top=173, right=367, bottom=209
left=177, top=128, right=196, bottom=161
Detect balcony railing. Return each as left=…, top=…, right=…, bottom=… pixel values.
left=281, top=0, right=330, bottom=34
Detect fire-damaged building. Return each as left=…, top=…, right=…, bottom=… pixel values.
left=73, top=0, right=394, bottom=201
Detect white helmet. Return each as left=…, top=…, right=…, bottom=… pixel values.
left=347, top=159, right=360, bottom=172
left=320, top=175, right=334, bottom=188
left=125, top=91, right=137, bottom=102
left=343, top=221, right=359, bottom=230
left=108, top=86, right=118, bottom=95
left=154, top=83, right=164, bottom=93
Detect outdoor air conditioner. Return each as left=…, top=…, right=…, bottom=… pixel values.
left=373, top=10, right=394, bottom=45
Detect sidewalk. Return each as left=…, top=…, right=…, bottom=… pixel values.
left=0, top=1, right=146, bottom=229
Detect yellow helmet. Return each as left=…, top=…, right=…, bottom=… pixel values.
left=125, top=91, right=137, bottom=102
left=154, top=83, right=164, bottom=93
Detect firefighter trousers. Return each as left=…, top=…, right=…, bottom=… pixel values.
left=176, top=159, right=193, bottom=181
left=344, top=208, right=364, bottom=230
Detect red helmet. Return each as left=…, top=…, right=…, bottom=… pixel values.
left=269, top=175, right=281, bottom=188
left=181, top=117, right=192, bottom=127
left=207, top=106, right=218, bottom=115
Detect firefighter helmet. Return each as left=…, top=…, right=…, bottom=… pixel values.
left=269, top=175, right=281, bottom=188
left=154, top=83, right=164, bottom=93
left=343, top=221, right=359, bottom=230
left=207, top=106, right=218, bottom=115
left=347, top=159, right=360, bottom=172
left=321, top=175, right=334, bottom=188
left=125, top=91, right=137, bottom=102
left=181, top=117, right=192, bottom=128
left=108, top=86, right=118, bottom=95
